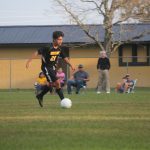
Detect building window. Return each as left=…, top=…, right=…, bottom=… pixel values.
left=118, top=44, right=150, bottom=66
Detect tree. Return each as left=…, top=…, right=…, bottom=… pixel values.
left=55, top=0, right=150, bottom=55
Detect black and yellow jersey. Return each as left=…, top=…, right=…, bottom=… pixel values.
left=38, top=45, right=66, bottom=68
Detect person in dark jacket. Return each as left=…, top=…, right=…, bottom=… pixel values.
left=97, top=51, right=110, bottom=93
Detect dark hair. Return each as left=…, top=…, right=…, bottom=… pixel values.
left=39, top=72, right=44, bottom=78
left=53, top=31, right=64, bottom=40
left=125, top=74, right=130, bottom=78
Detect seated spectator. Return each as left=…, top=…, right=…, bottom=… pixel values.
left=56, top=68, right=66, bottom=88
left=115, top=77, right=129, bottom=93
left=67, top=64, right=89, bottom=94
left=125, top=74, right=135, bottom=93
left=116, top=74, right=135, bottom=93
left=34, top=72, right=53, bottom=95
left=125, top=74, right=134, bottom=86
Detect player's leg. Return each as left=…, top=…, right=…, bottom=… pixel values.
left=37, top=67, right=52, bottom=98
left=55, top=79, right=64, bottom=100
left=36, top=85, right=49, bottom=107
left=40, top=85, right=50, bottom=96
left=48, top=82, right=54, bottom=94
left=35, top=67, right=52, bottom=107
left=45, top=68, right=64, bottom=100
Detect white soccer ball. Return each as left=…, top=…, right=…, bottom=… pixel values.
left=60, top=98, right=72, bottom=108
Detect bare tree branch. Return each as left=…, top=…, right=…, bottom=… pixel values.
left=80, top=0, right=105, bottom=16
left=57, top=0, right=105, bottom=51
left=55, top=0, right=149, bottom=56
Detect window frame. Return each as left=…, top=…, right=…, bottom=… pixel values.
left=118, top=44, right=150, bottom=66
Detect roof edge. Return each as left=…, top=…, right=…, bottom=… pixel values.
left=0, top=23, right=149, bottom=28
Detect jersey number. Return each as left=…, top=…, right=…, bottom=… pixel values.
left=50, top=56, right=57, bottom=61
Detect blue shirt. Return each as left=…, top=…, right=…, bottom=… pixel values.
left=74, top=71, right=89, bottom=82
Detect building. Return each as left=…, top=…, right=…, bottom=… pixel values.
left=0, top=24, right=150, bottom=89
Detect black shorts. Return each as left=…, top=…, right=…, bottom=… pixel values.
left=42, top=66, right=58, bottom=82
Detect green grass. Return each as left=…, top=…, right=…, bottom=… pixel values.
left=0, top=88, right=150, bottom=150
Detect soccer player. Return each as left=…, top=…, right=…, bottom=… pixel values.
left=26, top=31, right=75, bottom=107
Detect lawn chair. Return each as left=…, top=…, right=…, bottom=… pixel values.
left=34, top=82, right=42, bottom=95
left=71, top=82, right=87, bottom=94
left=80, top=85, right=87, bottom=94
left=127, top=79, right=137, bottom=93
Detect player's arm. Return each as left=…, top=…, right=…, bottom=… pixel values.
left=63, top=57, right=75, bottom=71
left=26, top=51, right=39, bottom=69
left=60, top=48, right=75, bottom=71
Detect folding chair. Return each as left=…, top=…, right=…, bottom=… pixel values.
left=71, top=82, right=87, bottom=94
left=80, top=85, right=87, bottom=94
left=127, top=79, right=137, bottom=93
left=34, top=82, right=42, bottom=95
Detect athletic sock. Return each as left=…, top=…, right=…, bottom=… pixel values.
left=38, top=86, right=50, bottom=98
left=56, top=88, right=64, bottom=100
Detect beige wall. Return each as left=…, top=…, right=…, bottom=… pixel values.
left=0, top=47, right=36, bottom=58
left=69, top=46, right=150, bottom=88
left=0, top=45, right=150, bottom=89
left=0, top=47, right=41, bottom=89
left=69, top=46, right=99, bottom=88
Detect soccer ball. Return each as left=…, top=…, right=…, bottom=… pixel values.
left=60, top=98, right=72, bottom=108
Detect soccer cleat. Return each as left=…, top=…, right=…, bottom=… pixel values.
left=36, top=95, right=43, bottom=107
left=76, top=91, right=79, bottom=94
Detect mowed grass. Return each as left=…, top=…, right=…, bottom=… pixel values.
left=0, top=88, right=150, bottom=150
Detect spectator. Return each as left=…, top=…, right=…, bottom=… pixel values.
left=115, top=77, right=129, bottom=93
left=35, top=72, right=53, bottom=95
left=125, top=74, right=134, bottom=87
left=56, top=68, right=66, bottom=88
left=97, top=51, right=110, bottom=94
left=125, top=74, right=135, bottom=93
left=116, top=74, right=135, bottom=93
left=67, top=64, right=89, bottom=94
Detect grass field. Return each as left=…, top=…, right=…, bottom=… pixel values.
left=0, top=88, right=150, bottom=150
